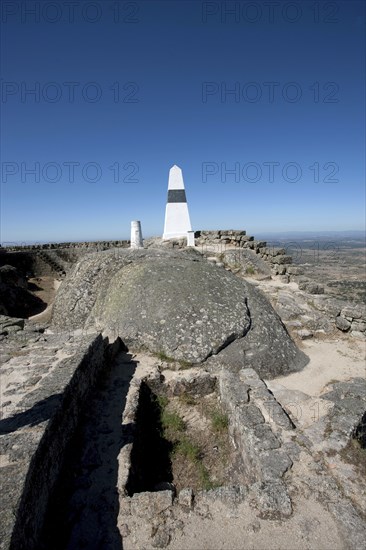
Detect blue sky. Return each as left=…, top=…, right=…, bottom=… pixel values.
left=1, top=0, right=365, bottom=243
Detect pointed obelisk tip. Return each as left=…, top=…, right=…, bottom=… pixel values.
left=168, top=164, right=185, bottom=190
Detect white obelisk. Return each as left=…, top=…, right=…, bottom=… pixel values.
left=163, top=165, right=192, bottom=240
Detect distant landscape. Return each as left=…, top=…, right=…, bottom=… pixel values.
left=255, top=230, right=366, bottom=303
left=2, top=230, right=365, bottom=304
left=256, top=229, right=365, bottom=246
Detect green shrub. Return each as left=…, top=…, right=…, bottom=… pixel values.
left=162, top=410, right=186, bottom=434
left=156, top=394, right=169, bottom=410
left=177, top=359, right=194, bottom=369
left=174, top=437, right=201, bottom=462
left=198, top=463, right=220, bottom=490
left=156, top=351, right=175, bottom=363
left=210, top=410, right=229, bottom=433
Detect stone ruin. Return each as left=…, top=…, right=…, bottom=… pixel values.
left=0, top=232, right=365, bottom=549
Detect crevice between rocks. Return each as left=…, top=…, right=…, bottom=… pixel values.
left=202, top=298, right=252, bottom=363
left=353, top=411, right=366, bottom=448
left=126, top=381, right=174, bottom=496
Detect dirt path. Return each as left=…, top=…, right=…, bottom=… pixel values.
left=266, top=337, right=366, bottom=425
left=28, top=277, right=60, bottom=323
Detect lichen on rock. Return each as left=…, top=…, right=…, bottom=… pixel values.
left=52, top=248, right=307, bottom=374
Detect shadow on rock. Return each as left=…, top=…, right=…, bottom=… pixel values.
left=39, top=352, right=137, bottom=550
left=0, top=394, right=62, bottom=435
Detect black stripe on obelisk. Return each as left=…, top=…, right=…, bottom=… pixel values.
left=167, top=189, right=187, bottom=203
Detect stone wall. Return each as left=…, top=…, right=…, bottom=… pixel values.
left=0, top=332, right=116, bottom=550
left=0, top=250, right=67, bottom=279
left=195, top=230, right=294, bottom=278
left=335, top=305, right=366, bottom=338
left=195, top=229, right=253, bottom=247
left=0, top=240, right=130, bottom=252
left=0, top=241, right=130, bottom=278
left=219, top=368, right=294, bottom=518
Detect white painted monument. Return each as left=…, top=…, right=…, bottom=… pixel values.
left=130, top=220, right=143, bottom=248
left=163, top=165, right=193, bottom=242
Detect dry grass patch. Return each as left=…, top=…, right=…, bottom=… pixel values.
left=157, top=392, right=237, bottom=492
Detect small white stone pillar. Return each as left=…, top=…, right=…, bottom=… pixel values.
left=187, top=231, right=195, bottom=247
left=130, top=220, right=143, bottom=249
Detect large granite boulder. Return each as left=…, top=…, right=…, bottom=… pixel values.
left=51, top=249, right=195, bottom=333
left=207, top=282, right=309, bottom=378
left=52, top=248, right=308, bottom=373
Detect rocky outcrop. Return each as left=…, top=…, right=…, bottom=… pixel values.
left=305, top=297, right=366, bottom=339
left=0, top=315, right=25, bottom=336
left=52, top=248, right=307, bottom=373
left=53, top=248, right=251, bottom=363
left=322, top=379, right=366, bottom=450
left=207, top=282, right=309, bottom=378
left=297, top=278, right=325, bottom=294
left=221, top=249, right=272, bottom=279
left=52, top=248, right=133, bottom=329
